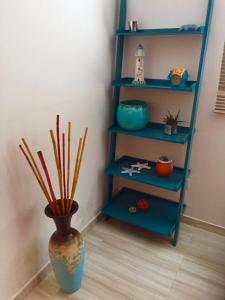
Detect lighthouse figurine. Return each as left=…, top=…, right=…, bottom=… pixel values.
left=133, top=44, right=146, bottom=85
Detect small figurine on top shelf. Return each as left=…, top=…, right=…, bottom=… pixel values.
left=133, top=44, right=146, bottom=85
left=128, top=20, right=138, bottom=31
left=178, top=24, right=199, bottom=32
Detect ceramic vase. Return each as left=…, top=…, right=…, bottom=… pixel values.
left=45, top=201, right=85, bottom=294
left=117, top=100, right=149, bottom=131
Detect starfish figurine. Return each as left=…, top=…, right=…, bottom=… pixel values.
left=121, top=167, right=140, bottom=177
left=131, top=162, right=151, bottom=171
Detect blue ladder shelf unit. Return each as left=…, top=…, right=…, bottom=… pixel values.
left=103, top=0, right=214, bottom=246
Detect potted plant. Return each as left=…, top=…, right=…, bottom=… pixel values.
left=155, top=156, right=173, bottom=177
left=19, top=115, right=88, bottom=294
left=163, top=110, right=184, bottom=135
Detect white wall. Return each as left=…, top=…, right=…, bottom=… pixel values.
left=117, top=0, right=225, bottom=227
left=0, top=1, right=117, bottom=299
left=1, top=1, right=225, bottom=298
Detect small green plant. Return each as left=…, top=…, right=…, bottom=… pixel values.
left=163, top=110, right=184, bottom=127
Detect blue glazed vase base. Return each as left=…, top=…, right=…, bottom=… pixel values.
left=51, top=247, right=86, bottom=294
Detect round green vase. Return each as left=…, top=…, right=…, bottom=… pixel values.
left=45, top=202, right=85, bottom=294
left=117, top=100, right=149, bottom=131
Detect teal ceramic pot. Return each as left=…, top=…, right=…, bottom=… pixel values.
left=117, top=100, right=149, bottom=131
left=45, top=202, right=85, bottom=294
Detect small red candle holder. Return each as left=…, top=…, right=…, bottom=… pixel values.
left=137, top=199, right=150, bottom=210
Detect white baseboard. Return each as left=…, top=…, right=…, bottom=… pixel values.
left=10, top=262, right=52, bottom=300
left=182, top=215, right=225, bottom=237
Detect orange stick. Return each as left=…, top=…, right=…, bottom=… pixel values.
left=56, top=115, right=62, bottom=174
left=21, top=139, right=56, bottom=206
left=66, top=122, right=71, bottom=201
left=50, top=130, right=64, bottom=214
left=37, top=151, right=61, bottom=215
left=62, top=133, right=67, bottom=202
left=56, top=115, right=64, bottom=212
left=76, top=128, right=88, bottom=181
left=67, top=138, right=83, bottom=213
left=19, top=145, right=56, bottom=216
left=21, top=138, right=53, bottom=203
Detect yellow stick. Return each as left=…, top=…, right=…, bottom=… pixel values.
left=66, top=122, right=71, bottom=204
left=76, top=128, right=88, bottom=180
left=50, top=130, right=64, bottom=214
left=68, top=128, right=88, bottom=212
left=19, top=143, right=56, bottom=215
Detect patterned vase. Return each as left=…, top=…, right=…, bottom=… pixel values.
left=45, top=202, right=85, bottom=294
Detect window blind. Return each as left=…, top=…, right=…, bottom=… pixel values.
left=215, top=44, right=225, bottom=113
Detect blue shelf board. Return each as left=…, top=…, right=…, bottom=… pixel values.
left=116, top=27, right=205, bottom=36
left=105, top=156, right=185, bottom=192
left=112, top=78, right=197, bottom=92
left=109, top=122, right=190, bottom=144
left=103, top=187, right=179, bottom=237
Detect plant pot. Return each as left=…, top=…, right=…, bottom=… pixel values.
left=164, top=124, right=177, bottom=135
left=117, top=100, right=149, bottom=131
left=45, top=201, right=85, bottom=294
left=155, top=159, right=173, bottom=177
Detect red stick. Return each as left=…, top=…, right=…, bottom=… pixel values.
left=37, top=151, right=61, bottom=215
left=56, top=115, right=62, bottom=175
left=62, top=133, right=67, bottom=202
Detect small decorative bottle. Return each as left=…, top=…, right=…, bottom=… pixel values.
left=133, top=44, right=146, bottom=85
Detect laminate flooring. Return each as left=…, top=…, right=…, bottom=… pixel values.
left=24, top=219, right=225, bottom=300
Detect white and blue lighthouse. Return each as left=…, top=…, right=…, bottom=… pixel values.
left=133, top=44, right=146, bottom=84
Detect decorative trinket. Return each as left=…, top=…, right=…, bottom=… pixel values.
left=128, top=20, right=138, bottom=31
left=121, top=167, right=140, bottom=177
left=133, top=44, right=146, bottom=85
left=129, top=206, right=137, bottom=214
left=137, top=199, right=150, bottom=210
left=131, top=162, right=151, bottom=171
left=155, top=156, right=173, bottom=177
left=179, top=24, right=199, bottom=31
left=168, top=67, right=189, bottom=87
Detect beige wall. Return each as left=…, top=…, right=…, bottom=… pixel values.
left=0, top=1, right=117, bottom=299
left=117, top=0, right=225, bottom=228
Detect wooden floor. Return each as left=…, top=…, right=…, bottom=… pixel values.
left=24, top=219, right=225, bottom=300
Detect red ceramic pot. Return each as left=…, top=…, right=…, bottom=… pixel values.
left=155, top=159, right=173, bottom=177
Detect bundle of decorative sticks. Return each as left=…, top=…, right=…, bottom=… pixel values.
left=19, top=115, right=88, bottom=216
